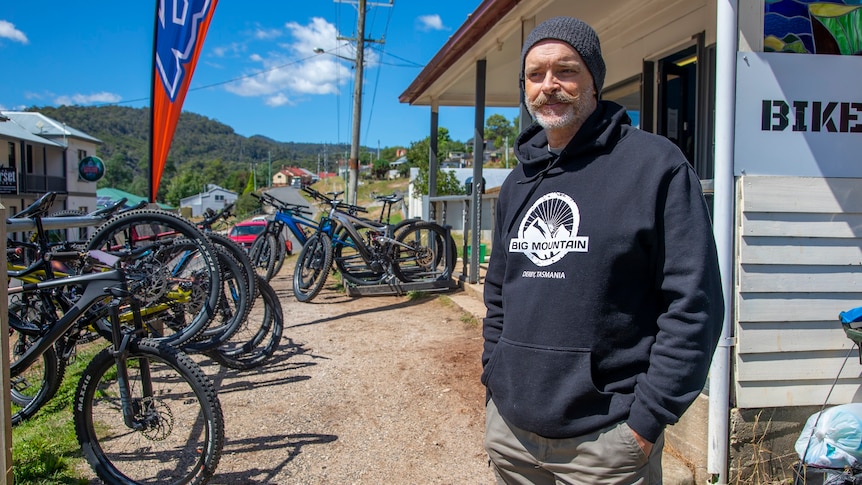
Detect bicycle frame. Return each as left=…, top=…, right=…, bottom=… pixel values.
left=327, top=206, right=419, bottom=269
left=267, top=208, right=317, bottom=246
left=8, top=263, right=126, bottom=377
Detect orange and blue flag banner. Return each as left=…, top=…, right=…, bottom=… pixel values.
left=149, top=0, right=218, bottom=202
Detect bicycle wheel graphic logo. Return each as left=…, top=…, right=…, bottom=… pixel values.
left=509, top=192, right=589, bottom=267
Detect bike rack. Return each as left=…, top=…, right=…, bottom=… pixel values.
left=345, top=277, right=460, bottom=297
left=346, top=225, right=461, bottom=297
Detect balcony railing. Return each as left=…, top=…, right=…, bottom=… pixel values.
left=20, top=174, right=67, bottom=194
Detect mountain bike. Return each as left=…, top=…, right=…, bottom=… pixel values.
left=8, top=248, right=224, bottom=484
left=294, top=187, right=456, bottom=302
left=248, top=192, right=316, bottom=281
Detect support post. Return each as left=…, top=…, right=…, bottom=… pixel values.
left=347, top=0, right=367, bottom=206
left=428, top=102, right=439, bottom=222
left=708, top=0, right=738, bottom=483
left=470, top=59, right=486, bottom=284
left=0, top=203, right=13, bottom=483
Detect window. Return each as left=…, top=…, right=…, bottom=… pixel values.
left=215, top=194, right=224, bottom=201
left=7, top=142, right=15, bottom=169
left=78, top=149, right=87, bottom=160
left=25, top=145, right=33, bottom=173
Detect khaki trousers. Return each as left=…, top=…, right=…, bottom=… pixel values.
left=484, top=398, right=664, bottom=485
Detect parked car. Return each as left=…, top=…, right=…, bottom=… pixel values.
left=228, top=219, right=294, bottom=255
left=228, top=219, right=267, bottom=250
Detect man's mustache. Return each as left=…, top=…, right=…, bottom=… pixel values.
left=529, top=91, right=580, bottom=109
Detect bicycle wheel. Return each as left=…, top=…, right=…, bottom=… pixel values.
left=86, top=209, right=221, bottom=347
left=183, top=243, right=251, bottom=353
left=8, top=324, right=62, bottom=426
left=293, top=233, right=333, bottom=302
left=391, top=221, right=456, bottom=283
left=332, top=227, right=387, bottom=286
left=7, top=294, right=65, bottom=425
left=248, top=232, right=278, bottom=281
left=206, top=276, right=284, bottom=371
left=75, top=339, right=224, bottom=485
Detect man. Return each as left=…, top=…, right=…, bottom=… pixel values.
left=481, top=16, right=724, bottom=484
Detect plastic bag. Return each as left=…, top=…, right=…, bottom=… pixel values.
left=796, top=404, right=862, bottom=468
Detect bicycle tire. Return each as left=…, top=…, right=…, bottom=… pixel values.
left=332, top=226, right=388, bottom=286
left=75, top=339, right=224, bottom=485
left=248, top=232, right=278, bottom=281
left=391, top=221, right=456, bottom=283
left=85, top=209, right=221, bottom=346
left=293, top=233, right=333, bottom=302
left=272, top=233, right=288, bottom=276
left=206, top=276, right=283, bottom=371
left=8, top=317, right=62, bottom=425
left=183, top=243, right=251, bottom=353
left=207, top=232, right=256, bottom=297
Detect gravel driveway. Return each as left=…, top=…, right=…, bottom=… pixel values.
left=198, top=267, right=495, bottom=484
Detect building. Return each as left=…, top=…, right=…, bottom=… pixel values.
left=1, top=111, right=101, bottom=240
left=179, top=184, right=237, bottom=217
left=400, top=0, right=862, bottom=482
left=272, top=166, right=311, bottom=188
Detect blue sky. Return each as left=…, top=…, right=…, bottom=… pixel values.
left=0, top=1, right=518, bottom=149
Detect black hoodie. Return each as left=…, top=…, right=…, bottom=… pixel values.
left=481, top=100, right=723, bottom=443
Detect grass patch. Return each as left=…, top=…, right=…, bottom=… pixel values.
left=13, top=343, right=106, bottom=484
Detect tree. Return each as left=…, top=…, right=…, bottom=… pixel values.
left=164, top=170, right=205, bottom=207
left=242, top=170, right=255, bottom=195
left=235, top=193, right=260, bottom=217
left=372, top=159, right=390, bottom=180
left=485, top=114, right=517, bottom=153
left=407, top=128, right=465, bottom=197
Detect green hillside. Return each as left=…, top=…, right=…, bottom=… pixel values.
left=30, top=105, right=366, bottom=205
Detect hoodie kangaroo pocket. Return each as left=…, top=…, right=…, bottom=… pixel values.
left=485, top=337, right=612, bottom=435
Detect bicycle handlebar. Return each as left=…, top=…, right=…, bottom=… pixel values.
left=254, top=191, right=313, bottom=215
left=302, top=186, right=367, bottom=214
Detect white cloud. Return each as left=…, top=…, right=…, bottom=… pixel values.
left=0, top=20, right=28, bottom=44
left=266, top=93, right=290, bottom=107
left=54, top=92, right=122, bottom=106
left=225, top=17, right=381, bottom=104
left=212, top=42, right=245, bottom=58
left=254, top=27, right=281, bottom=40
left=416, top=14, right=445, bottom=32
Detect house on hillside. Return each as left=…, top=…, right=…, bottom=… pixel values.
left=388, top=156, right=408, bottom=179
left=272, top=166, right=311, bottom=187
left=1, top=110, right=101, bottom=241
left=180, top=184, right=236, bottom=217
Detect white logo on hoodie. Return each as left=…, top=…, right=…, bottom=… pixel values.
left=509, top=192, right=589, bottom=267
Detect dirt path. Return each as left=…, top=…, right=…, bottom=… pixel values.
left=199, top=269, right=495, bottom=484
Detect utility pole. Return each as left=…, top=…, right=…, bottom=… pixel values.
left=336, top=0, right=391, bottom=205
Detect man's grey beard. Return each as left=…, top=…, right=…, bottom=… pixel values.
left=526, top=86, right=595, bottom=131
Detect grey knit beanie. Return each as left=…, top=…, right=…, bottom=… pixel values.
left=520, top=16, right=606, bottom=96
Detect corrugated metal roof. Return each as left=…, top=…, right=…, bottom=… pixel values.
left=97, top=187, right=174, bottom=210
left=0, top=118, right=64, bottom=146
left=1, top=111, right=102, bottom=145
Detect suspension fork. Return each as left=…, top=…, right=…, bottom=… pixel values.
left=108, top=298, right=153, bottom=430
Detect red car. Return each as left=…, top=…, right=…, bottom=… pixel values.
left=228, top=220, right=268, bottom=250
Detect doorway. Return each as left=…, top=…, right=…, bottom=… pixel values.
left=658, top=46, right=698, bottom=165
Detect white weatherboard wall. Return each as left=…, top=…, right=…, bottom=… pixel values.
left=735, top=176, right=862, bottom=408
